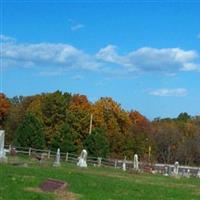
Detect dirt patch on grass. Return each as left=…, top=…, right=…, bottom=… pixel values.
left=25, top=187, right=79, bottom=200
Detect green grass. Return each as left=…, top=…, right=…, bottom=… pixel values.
left=0, top=158, right=200, bottom=200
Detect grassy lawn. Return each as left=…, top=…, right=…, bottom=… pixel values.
left=0, top=159, right=200, bottom=200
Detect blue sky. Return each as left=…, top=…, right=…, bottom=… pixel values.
left=1, top=1, right=200, bottom=119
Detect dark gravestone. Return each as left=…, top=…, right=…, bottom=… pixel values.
left=39, top=179, right=67, bottom=192
left=11, top=148, right=17, bottom=156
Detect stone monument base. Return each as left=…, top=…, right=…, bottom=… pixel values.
left=53, top=162, right=61, bottom=167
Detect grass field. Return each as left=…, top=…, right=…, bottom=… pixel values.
left=0, top=159, right=200, bottom=200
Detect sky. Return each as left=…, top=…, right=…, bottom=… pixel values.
left=1, top=1, right=200, bottom=119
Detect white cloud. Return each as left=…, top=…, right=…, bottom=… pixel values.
left=150, top=88, right=188, bottom=97
left=1, top=39, right=100, bottom=71
left=97, top=45, right=199, bottom=72
left=71, top=24, right=85, bottom=31
left=1, top=35, right=200, bottom=76
left=68, top=19, right=85, bottom=31
left=0, top=34, right=15, bottom=43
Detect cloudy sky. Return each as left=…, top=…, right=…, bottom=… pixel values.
left=1, top=1, right=200, bottom=119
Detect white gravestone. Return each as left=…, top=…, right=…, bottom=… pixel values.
left=164, top=166, right=169, bottom=176
left=186, top=169, right=190, bottom=178
left=133, top=154, right=139, bottom=170
left=122, top=157, right=126, bottom=171
left=173, top=161, right=179, bottom=176
left=97, top=157, right=102, bottom=167
left=0, top=130, right=6, bottom=161
left=53, top=148, right=60, bottom=167
left=197, top=169, right=200, bottom=178
left=77, top=149, right=87, bottom=168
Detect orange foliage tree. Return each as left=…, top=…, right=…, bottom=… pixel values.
left=0, top=93, right=10, bottom=127
left=66, top=94, right=92, bottom=152
left=92, top=97, right=131, bottom=157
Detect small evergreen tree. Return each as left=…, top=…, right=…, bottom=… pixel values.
left=84, top=128, right=109, bottom=157
left=51, top=123, right=77, bottom=153
left=14, top=113, right=45, bottom=149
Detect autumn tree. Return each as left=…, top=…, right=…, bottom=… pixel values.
left=0, top=93, right=10, bottom=128
left=3, top=95, right=35, bottom=143
left=27, top=95, right=43, bottom=122
left=41, top=91, right=71, bottom=145
left=127, top=111, right=152, bottom=160
left=66, top=94, right=91, bottom=151
left=92, top=97, right=131, bottom=157
left=129, top=111, right=150, bottom=133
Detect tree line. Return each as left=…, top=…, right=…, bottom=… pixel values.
left=0, top=91, right=200, bottom=165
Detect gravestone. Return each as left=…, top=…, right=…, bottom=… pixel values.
left=186, top=169, right=190, bottom=178
left=182, top=169, right=187, bottom=177
left=164, top=166, right=169, bottom=176
left=0, top=130, right=6, bottom=162
left=173, top=161, right=179, bottom=176
left=133, top=154, right=139, bottom=170
left=122, top=157, right=126, bottom=171
left=53, top=148, right=61, bottom=167
left=77, top=149, right=87, bottom=168
left=97, top=157, right=102, bottom=167
left=197, top=169, right=200, bottom=178
left=11, top=147, right=17, bottom=156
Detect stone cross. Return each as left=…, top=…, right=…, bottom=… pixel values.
left=133, top=154, right=139, bottom=170
left=77, top=149, right=87, bottom=168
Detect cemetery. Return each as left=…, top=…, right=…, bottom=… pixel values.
left=1, top=129, right=200, bottom=200
left=1, top=1, right=200, bottom=199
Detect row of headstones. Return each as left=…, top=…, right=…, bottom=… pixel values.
left=53, top=148, right=140, bottom=170
left=161, top=161, right=200, bottom=178
left=75, top=150, right=200, bottom=179
left=122, top=154, right=139, bottom=171
left=53, top=148, right=89, bottom=167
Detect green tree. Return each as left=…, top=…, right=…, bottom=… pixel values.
left=14, top=113, right=45, bottom=149
left=84, top=128, right=109, bottom=157
left=177, top=112, right=191, bottom=122
left=51, top=123, right=77, bottom=153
